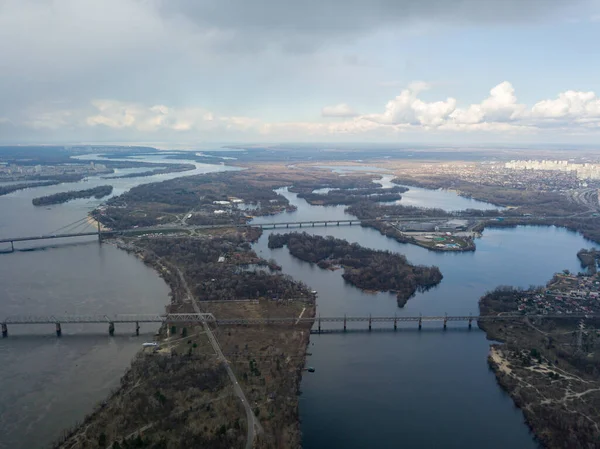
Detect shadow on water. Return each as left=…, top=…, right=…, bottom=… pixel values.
left=0, top=239, right=100, bottom=254
left=0, top=332, right=158, bottom=344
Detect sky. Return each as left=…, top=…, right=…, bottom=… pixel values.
left=1, top=0, right=600, bottom=145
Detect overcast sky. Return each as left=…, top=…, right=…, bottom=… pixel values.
left=1, top=0, right=600, bottom=145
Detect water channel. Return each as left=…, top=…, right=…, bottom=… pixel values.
left=0, top=156, right=594, bottom=448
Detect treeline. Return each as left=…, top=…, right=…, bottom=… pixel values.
left=136, top=235, right=312, bottom=301
left=0, top=180, right=61, bottom=196
left=32, top=185, right=113, bottom=206
left=268, top=233, right=442, bottom=306
left=479, top=285, right=525, bottom=316
left=103, top=163, right=195, bottom=179
left=297, top=186, right=407, bottom=206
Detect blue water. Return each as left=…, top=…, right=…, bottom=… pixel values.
left=251, top=188, right=592, bottom=449
left=0, top=155, right=593, bottom=449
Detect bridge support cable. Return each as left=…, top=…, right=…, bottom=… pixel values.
left=47, top=216, right=91, bottom=236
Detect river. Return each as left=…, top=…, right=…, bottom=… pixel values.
left=250, top=184, right=592, bottom=449
left=0, top=154, right=238, bottom=448
left=0, top=157, right=593, bottom=448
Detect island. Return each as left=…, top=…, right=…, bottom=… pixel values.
left=268, top=232, right=443, bottom=306
left=32, top=185, right=113, bottom=206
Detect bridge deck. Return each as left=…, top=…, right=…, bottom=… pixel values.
left=0, top=215, right=585, bottom=245
left=1, top=313, right=595, bottom=325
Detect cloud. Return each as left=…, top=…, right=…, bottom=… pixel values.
left=161, top=0, right=580, bottom=50
left=531, top=90, right=600, bottom=119
left=321, top=103, right=358, bottom=118
left=7, top=81, right=600, bottom=142
left=364, top=81, right=456, bottom=127
left=449, top=81, right=525, bottom=125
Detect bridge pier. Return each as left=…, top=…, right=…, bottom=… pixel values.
left=368, top=315, right=372, bottom=332
left=337, top=221, right=340, bottom=226
left=418, top=317, right=422, bottom=330
left=312, top=222, right=315, bottom=227
left=299, top=223, right=302, bottom=228
left=286, top=224, right=289, bottom=228
left=97, top=221, right=102, bottom=243
left=2, top=323, right=7, bottom=338
left=394, top=315, right=397, bottom=331
left=443, top=317, right=447, bottom=330
left=318, top=315, right=321, bottom=334
left=325, top=222, right=327, bottom=227
left=108, top=322, right=115, bottom=336
left=10, top=241, right=14, bottom=252
left=55, top=322, right=62, bottom=337
left=349, top=221, right=352, bottom=226
left=135, top=321, right=140, bottom=336
left=468, top=318, right=472, bottom=330
left=343, top=315, right=347, bottom=332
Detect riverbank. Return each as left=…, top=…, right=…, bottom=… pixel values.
left=479, top=282, right=600, bottom=448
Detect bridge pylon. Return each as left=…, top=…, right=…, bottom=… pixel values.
left=418, top=316, right=422, bottom=330
left=55, top=322, right=62, bottom=337
left=2, top=323, right=7, bottom=338
left=135, top=321, right=140, bottom=336
left=108, top=322, right=115, bottom=336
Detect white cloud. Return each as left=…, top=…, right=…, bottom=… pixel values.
left=364, top=81, right=455, bottom=127
left=8, top=81, right=600, bottom=141
left=531, top=90, right=600, bottom=119
left=449, top=81, right=524, bottom=126
left=321, top=103, right=358, bottom=118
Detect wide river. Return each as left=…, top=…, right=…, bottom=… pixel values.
left=0, top=156, right=593, bottom=448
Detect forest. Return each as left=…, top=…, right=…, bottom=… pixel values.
left=296, top=186, right=407, bottom=206
left=268, top=233, right=443, bottom=306
left=32, top=185, right=113, bottom=206
left=135, top=234, right=312, bottom=301
left=103, top=163, right=195, bottom=179
left=577, top=248, right=600, bottom=273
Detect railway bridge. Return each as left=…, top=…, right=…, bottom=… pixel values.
left=2, top=312, right=596, bottom=337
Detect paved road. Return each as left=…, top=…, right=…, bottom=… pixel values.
left=173, top=265, right=262, bottom=449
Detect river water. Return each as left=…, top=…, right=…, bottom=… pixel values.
left=251, top=186, right=591, bottom=449
left=0, top=155, right=237, bottom=448
left=0, top=157, right=593, bottom=448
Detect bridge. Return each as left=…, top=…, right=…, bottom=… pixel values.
left=2, top=313, right=597, bottom=337
left=0, top=214, right=593, bottom=250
